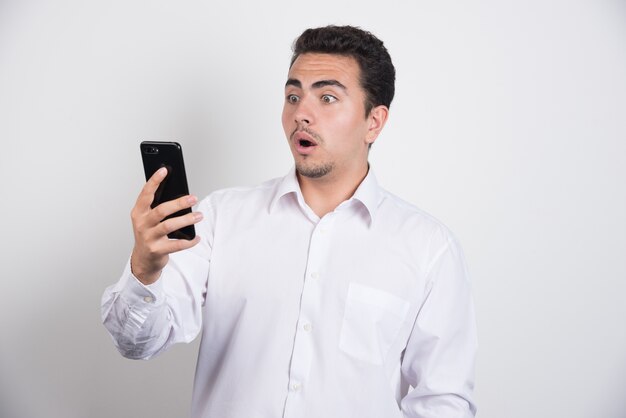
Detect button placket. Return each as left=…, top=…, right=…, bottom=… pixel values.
left=283, top=217, right=334, bottom=417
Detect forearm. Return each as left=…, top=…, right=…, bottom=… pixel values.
left=102, top=177, right=213, bottom=359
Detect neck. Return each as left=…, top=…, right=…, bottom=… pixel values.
left=297, top=163, right=369, bottom=218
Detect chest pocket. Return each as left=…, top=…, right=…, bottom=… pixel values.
left=339, top=282, right=411, bottom=365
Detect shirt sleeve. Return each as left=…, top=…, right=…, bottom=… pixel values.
left=400, top=234, right=478, bottom=417
left=100, top=200, right=213, bottom=360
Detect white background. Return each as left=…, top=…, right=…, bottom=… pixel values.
left=1, top=1, right=625, bottom=417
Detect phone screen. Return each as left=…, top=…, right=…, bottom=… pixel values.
left=140, top=141, right=196, bottom=240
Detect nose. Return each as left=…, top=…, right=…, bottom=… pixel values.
left=294, top=97, right=314, bottom=125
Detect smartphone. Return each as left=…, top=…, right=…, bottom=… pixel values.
left=140, top=141, right=196, bottom=240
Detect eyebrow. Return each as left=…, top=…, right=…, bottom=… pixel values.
left=285, top=78, right=347, bottom=90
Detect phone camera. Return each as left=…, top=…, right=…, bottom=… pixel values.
left=145, top=146, right=159, bottom=154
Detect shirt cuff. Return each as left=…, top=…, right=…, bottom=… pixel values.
left=123, top=272, right=165, bottom=307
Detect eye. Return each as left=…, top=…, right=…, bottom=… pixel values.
left=321, top=94, right=337, bottom=104
left=286, top=94, right=299, bottom=104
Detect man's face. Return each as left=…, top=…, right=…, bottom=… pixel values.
left=282, top=53, right=377, bottom=180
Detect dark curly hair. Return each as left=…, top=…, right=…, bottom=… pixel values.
left=290, top=25, right=396, bottom=116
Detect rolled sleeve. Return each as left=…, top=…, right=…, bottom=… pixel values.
left=101, top=262, right=172, bottom=359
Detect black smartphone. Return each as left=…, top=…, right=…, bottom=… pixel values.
left=140, top=141, right=196, bottom=240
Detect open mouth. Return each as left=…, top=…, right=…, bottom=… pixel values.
left=293, top=130, right=319, bottom=152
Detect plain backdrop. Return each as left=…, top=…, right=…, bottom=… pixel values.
left=1, top=1, right=625, bottom=417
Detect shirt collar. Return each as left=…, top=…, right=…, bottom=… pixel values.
left=350, top=167, right=382, bottom=226
left=268, top=166, right=383, bottom=227
left=268, top=166, right=301, bottom=213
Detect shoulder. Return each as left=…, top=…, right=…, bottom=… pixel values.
left=197, top=176, right=281, bottom=215
left=376, top=187, right=460, bottom=255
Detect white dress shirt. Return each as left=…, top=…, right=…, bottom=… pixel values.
left=102, top=167, right=477, bottom=418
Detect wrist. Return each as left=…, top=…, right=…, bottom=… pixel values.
left=130, top=253, right=162, bottom=285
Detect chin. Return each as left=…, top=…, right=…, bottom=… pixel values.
left=296, top=162, right=334, bottom=179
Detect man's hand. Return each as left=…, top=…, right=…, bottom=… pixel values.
left=130, top=167, right=203, bottom=285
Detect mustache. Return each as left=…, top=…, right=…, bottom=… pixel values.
left=290, top=125, right=322, bottom=142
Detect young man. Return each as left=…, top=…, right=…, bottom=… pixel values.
left=102, top=25, right=477, bottom=418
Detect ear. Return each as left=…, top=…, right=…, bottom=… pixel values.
left=365, top=105, right=389, bottom=145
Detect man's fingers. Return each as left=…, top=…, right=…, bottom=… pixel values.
left=139, top=232, right=201, bottom=259
left=154, top=235, right=201, bottom=255
left=156, top=211, right=203, bottom=237
left=168, top=235, right=201, bottom=253
left=135, top=167, right=169, bottom=210
left=149, top=194, right=198, bottom=225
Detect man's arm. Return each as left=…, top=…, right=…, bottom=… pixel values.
left=101, top=167, right=209, bottom=359
left=400, top=235, right=478, bottom=417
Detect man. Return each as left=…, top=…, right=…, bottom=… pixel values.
left=102, top=25, right=477, bottom=418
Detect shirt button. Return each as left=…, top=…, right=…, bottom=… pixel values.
left=319, top=227, right=327, bottom=234
left=143, top=296, right=154, bottom=303
left=310, top=272, right=319, bottom=279
left=292, top=383, right=301, bottom=391
left=303, top=323, right=312, bottom=332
